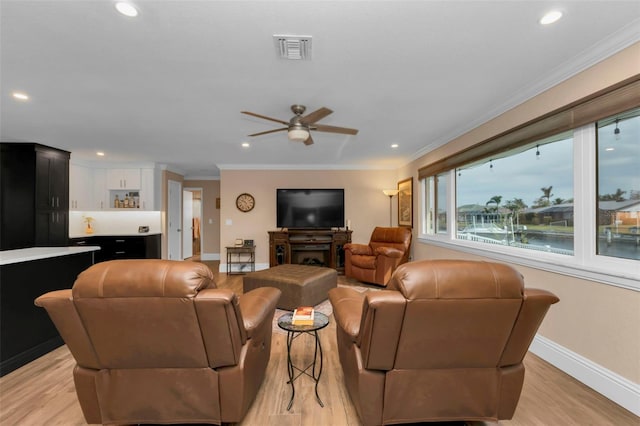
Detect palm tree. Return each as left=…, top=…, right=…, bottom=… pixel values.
left=504, top=197, right=527, bottom=226
left=485, top=195, right=502, bottom=213
left=541, top=186, right=554, bottom=204
left=599, top=188, right=627, bottom=201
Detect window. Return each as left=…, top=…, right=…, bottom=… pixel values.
left=423, top=173, right=448, bottom=235
left=419, top=105, right=639, bottom=290
left=424, top=176, right=435, bottom=234
left=596, top=109, right=640, bottom=261
left=456, top=133, right=574, bottom=254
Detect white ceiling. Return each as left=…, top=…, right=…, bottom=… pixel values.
left=2, top=1, right=639, bottom=178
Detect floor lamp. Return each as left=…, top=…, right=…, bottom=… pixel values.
left=382, top=189, right=399, bottom=227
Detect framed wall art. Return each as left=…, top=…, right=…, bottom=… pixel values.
left=397, top=177, right=413, bottom=227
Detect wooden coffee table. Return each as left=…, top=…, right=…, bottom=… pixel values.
left=277, top=311, right=330, bottom=410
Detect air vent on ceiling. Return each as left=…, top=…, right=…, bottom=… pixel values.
left=273, top=35, right=312, bottom=60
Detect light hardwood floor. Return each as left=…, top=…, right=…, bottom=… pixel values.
left=1, top=261, right=637, bottom=426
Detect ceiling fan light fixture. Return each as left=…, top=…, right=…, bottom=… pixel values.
left=288, top=126, right=309, bottom=142
left=241, top=104, right=357, bottom=145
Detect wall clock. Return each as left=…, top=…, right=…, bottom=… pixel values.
left=235, top=193, right=255, bottom=212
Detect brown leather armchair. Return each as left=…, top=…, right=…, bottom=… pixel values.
left=329, top=259, right=559, bottom=426
left=35, top=259, right=281, bottom=425
left=344, top=226, right=412, bottom=286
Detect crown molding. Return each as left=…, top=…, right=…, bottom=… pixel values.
left=216, top=163, right=396, bottom=171
left=408, top=20, right=640, bottom=165
left=184, top=176, right=221, bottom=181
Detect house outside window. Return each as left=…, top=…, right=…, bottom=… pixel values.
left=596, top=109, right=640, bottom=261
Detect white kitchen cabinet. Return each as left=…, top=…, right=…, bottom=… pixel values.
left=69, top=163, right=93, bottom=210
left=79, top=166, right=158, bottom=211
left=106, top=169, right=141, bottom=190
left=139, top=168, right=160, bottom=210
left=93, top=168, right=109, bottom=210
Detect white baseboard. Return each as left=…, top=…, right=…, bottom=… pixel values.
left=530, top=335, right=640, bottom=416
left=200, top=253, right=220, bottom=261
left=218, top=262, right=269, bottom=273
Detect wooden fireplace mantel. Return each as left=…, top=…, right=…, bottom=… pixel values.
left=268, top=229, right=352, bottom=273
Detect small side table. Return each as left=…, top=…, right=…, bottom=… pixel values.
left=226, top=245, right=255, bottom=275
left=277, top=311, right=330, bottom=410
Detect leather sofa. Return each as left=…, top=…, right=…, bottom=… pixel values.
left=329, top=259, right=559, bottom=425
left=344, top=226, right=412, bottom=286
left=35, top=259, right=281, bottom=425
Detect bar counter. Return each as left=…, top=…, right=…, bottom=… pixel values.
left=0, top=246, right=99, bottom=376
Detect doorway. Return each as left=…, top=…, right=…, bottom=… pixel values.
left=167, top=180, right=182, bottom=260
left=183, top=190, right=193, bottom=259
left=184, top=188, right=203, bottom=259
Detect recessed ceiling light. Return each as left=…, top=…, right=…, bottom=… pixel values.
left=115, top=2, right=138, bottom=17
left=540, top=10, right=563, bottom=25
left=391, top=144, right=399, bottom=148
left=12, top=92, right=29, bottom=100
left=241, top=142, right=250, bottom=148
left=96, top=151, right=105, bottom=156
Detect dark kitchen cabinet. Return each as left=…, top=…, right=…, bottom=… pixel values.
left=70, top=234, right=161, bottom=262
left=0, top=250, right=95, bottom=376
left=0, top=143, right=70, bottom=250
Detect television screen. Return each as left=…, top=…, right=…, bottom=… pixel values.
left=277, top=189, right=344, bottom=229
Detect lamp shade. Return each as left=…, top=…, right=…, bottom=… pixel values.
left=383, top=189, right=399, bottom=197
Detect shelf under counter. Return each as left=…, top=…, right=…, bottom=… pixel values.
left=69, top=234, right=160, bottom=262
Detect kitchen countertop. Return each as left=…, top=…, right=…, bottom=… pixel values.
left=69, top=232, right=161, bottom=239
left=0, top=246, right=100, bottom=266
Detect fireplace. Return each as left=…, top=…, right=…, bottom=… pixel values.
left=290, top=244, right=330, bottom=267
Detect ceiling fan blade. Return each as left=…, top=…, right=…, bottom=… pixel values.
left=241, top=111, right=289, bottom=125
left=314, top=124, right=359, bottom=135
left=248, top=127, right=288, bottom=137
left=303, top=134, right=314, bottom=145
left=300, top=107, right=333, bottom=125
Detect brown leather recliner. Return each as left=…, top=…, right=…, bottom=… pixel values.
left=35, top=259, right=281, bottom=425
left=344, top=226, right=412, bottom=286
left=329, top=259, right=559, bottom=426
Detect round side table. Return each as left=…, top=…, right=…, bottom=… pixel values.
left=277, top=311, right=330, bottom=410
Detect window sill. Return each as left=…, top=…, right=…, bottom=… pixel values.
left=417, top=235, right=640, bottom=292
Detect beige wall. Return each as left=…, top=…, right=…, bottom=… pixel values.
left=405, top=43, right=640, bottom=384
left=184, top=179, right=220, bottom=257
left=220, top=169, right=397, bottom=266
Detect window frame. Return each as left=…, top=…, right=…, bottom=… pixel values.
left=419, top=123, right=640, bottom=291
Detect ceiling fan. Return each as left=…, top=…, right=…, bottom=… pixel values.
left=241, top=105, right=358, bottom=145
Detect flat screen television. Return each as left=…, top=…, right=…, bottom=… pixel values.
left=276, top=188, right=344, bottom=229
